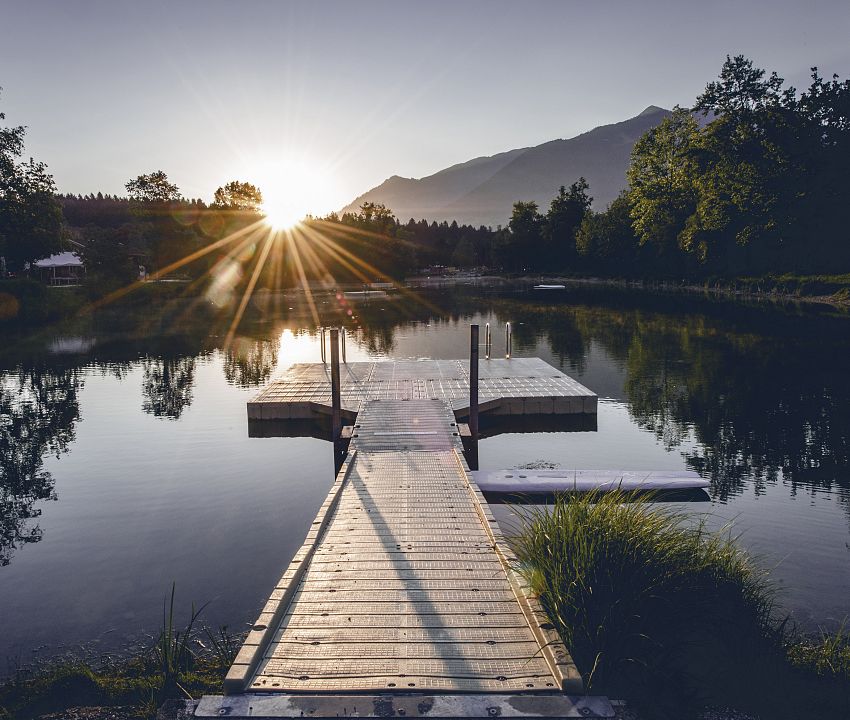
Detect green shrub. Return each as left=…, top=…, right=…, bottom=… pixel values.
left=512, top=492, right=850, bottom=717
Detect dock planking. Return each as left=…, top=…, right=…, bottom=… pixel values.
left=225, top=396, right=583, bottom=695
left=247, top=357, right=597, bottom=422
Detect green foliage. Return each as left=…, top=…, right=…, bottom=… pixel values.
left=542, top=179, right=592, bottom=268
left=212, top=180, right=263, bottom=211
left=493, top=182, right=592, bottom=273
left=335, top=202, right=417, bottom=279
left=626, top=55, right=850, bottom=277
left=154, top=584, right=207, bottom=698
left=494, top=200, right=544, bottom=272
left=513, top=493, right=774, bottom=698
left=628, top=108, right=700, bottom=258
left=0, top=90, right=64, bottom=272
left=0, top=585, right=239, bottom=718
left=576, top=193, right=639, bottom=270
left=512, top=492, right=850, bottom=717
left=125, top=171, right=181, bottom=203
left=78, top=224, right=140, bottom=287
left=0, top=278, right=83, bottom=325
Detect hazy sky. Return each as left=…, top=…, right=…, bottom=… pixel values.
left=2, top=0, right=849, bottom=214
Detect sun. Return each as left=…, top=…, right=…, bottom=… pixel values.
left=261, top=201, right=304, bottom=230
left=247, top=153, right=340, bottom=231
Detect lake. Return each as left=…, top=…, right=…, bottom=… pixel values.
left=1, top=282, right=849, bottom=669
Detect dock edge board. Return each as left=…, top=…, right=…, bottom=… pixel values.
left=196, top=693, right=615, bottom=718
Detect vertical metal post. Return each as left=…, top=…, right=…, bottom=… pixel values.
left=320, top=327, right=326, bottom=363
left=484, top=323, right=491, bottom=360
left=330, top=329, right=342, bottom=443
left=505, top=322, right=512, bottom=359
left=469, top=324, right=479, bottom=440
left=466, top=324, right=480, bottom=471
left=341, top=327, right=347, bottom=363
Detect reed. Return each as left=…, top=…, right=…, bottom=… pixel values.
left=511, top=491, right=849, bottom=717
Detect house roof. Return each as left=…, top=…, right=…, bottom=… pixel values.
left=34, top=252, right=83, bottom=268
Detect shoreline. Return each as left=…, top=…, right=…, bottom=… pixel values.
left=521, top=274, right=850, bottom=310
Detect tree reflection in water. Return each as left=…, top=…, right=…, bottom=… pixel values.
left=0, top=368, right=81, bottom=565
left=509, top=295, right=850, bottom=522
left=141, top=356, right=196, bottom=419
left=1, top=286, right=849, bottom=568
left=223, top=338, right=276, bottom=388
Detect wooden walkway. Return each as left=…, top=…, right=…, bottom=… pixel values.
left=226, top=394, right=582, bottom=695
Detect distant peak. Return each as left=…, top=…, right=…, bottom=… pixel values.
left=638, top=105, right=667, bottom=117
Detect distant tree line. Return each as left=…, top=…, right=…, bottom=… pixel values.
left=578, top=55, right=850, bottom=278
left=320, top=56, right=850, bottom=281
left=3, top=54, right=849, bottom=300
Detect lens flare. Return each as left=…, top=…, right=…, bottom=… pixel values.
left=261, top=201, right=304, bottom=230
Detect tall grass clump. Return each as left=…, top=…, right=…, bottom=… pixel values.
left=0, top=585, right=241, bottom=719
left=512, top=492, right=848, bottom=717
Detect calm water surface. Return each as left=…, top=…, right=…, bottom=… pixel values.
left=1, top=285, right=849, bottom=666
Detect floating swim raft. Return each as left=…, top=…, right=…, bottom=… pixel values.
left=471, top=469, right=708, bottom=494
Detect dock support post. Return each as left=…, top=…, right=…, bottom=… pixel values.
left=467, top=324, right=480, bottom=470
left=330, top=328, right=344, bottom=472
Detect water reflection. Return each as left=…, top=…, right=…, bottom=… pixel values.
left=141, top=356, right=196, bottom=419
left=223, top=338, right=277, bottom=388
left=502, top=292, right=850, bottom=518
left=0, top=285, right=849, bottom=571
left=0, top=367, right=81, bottom=565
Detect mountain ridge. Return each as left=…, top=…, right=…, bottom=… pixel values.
left=341, top=106, right=671, bottom=227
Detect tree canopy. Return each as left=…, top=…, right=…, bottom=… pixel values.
left=212, top=180, right=263, bottom=211
left=125, top=171, right=181, bottom=203
left=0, top=91, right=64, bottom=272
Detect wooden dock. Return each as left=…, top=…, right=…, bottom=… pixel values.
left=247, top=358, right=597, bottom=422
left=207, top=357, right=609, bottom=717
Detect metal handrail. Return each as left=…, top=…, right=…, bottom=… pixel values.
left=505, top=322, right=512, bottom=359
left=320, top=327, right=326, bottom=363
left=484, top=323, right=491, bottom=359
left=341, top=327, right=347, bottom=363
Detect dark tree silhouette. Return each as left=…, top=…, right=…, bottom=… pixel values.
left=141, top=356, right=196, bottom=419
left=0, top=368, right=81, bottom=566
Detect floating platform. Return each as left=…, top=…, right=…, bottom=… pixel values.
left=472, top=469, right=709, bottom=494
left=247, top=358, right=597, bottom=423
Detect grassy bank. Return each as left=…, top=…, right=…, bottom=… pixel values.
left=0, top=279, right=86, bottom=326
left=0, top=278, right=205, bottom=330
left=0, top=588, right=239, bottom=720
left=4, top=503, right=849, bottom=719
left=539, top=273, right=850, bottom=308
left=512, top=493, right=850, bottom=718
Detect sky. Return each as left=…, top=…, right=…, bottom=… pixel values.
left=2, top=0, right=849, bottom=216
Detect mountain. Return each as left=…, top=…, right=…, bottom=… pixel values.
left=342, top=106, right=671, bottom=227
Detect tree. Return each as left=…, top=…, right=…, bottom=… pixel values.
left=627, top=107, right=700, bottom=262
left=576, top=193, right=638, bottom=272
left=496, top=201, right=544, bottom=271
left=77, top=224, right=140, bottom=286
left=212, top=180, right=263, bottom=211
left=0, top=91, right=64, bottom=272
left=543, top=178, right=592, bottom=269
left=0, top=367, right=81, bottom=566
left=694, top=54, right=793, bottom=120
left=125, top=171, right=180, bottom=203
left=685, top=57, right=802, bottom=271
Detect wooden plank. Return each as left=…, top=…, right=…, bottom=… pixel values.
left=230, top=399, right=582, bottom=695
